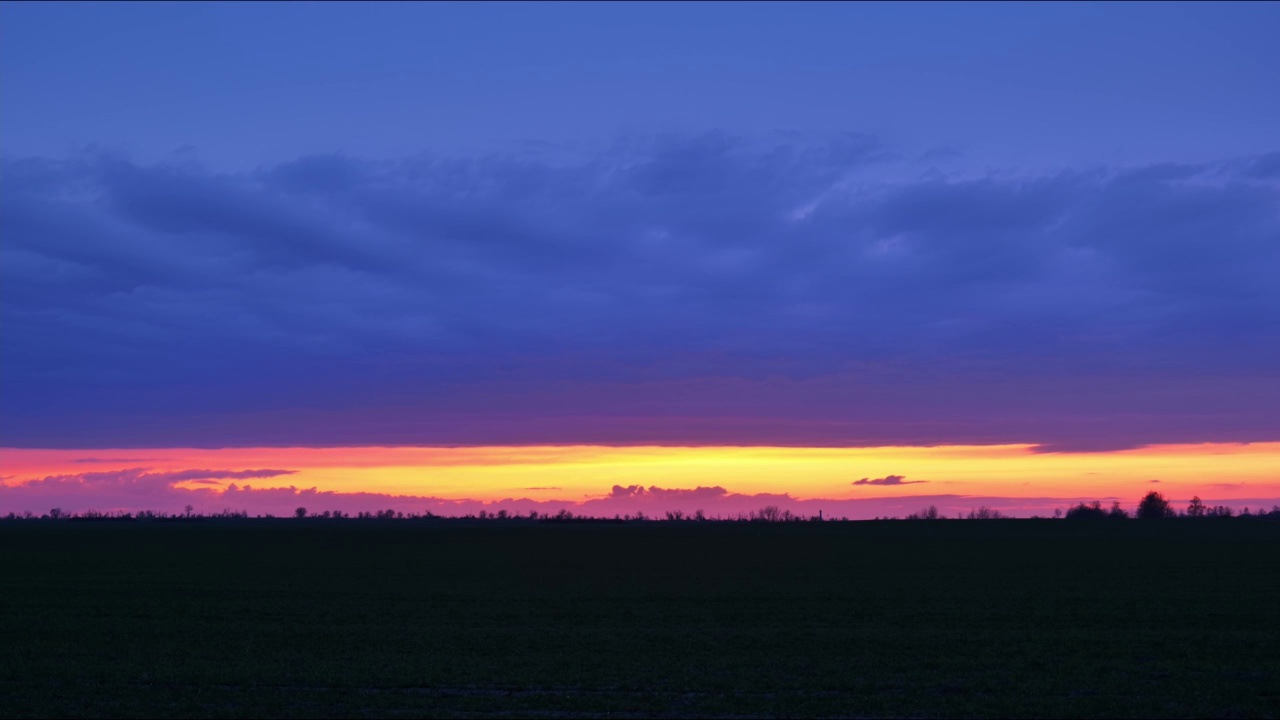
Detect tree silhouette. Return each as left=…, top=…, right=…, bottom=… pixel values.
left=1137, top=491, right=1173, bottom=519
left=295, top=507, right=307, bottom=519
left=1187, top=496, right=1206, bottom=518
left=756, top=506, right=782, bottom=522
left=907, top=505, right=942, bottom=520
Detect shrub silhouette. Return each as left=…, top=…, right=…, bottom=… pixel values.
left=1137, top=491, right=1173, bottom=519
left=1065, top=501, right=1108, bottom=520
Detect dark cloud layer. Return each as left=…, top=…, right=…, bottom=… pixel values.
left=2, top=136, right=1278, bottom=449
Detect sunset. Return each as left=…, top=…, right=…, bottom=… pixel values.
left=5, top=442, right=1280, bottom=518
left=1, top=2, right=1277, bottom=717
left=4, top=4, right=1280, bottom=520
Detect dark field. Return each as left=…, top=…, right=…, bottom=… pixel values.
left=2, top=519, right=1278, bottom=718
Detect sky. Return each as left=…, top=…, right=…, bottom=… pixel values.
left=2, top=2, right=1278, bottom=517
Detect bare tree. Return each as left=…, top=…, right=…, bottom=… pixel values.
left=907, top=505, right=942, bottom=520
left=755, top=506, right=783, bottom=522
left=1187, top=496, right=1206, bottom=518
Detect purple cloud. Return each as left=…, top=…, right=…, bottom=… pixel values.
left=853, top=475, right=925, bottom=486
left=0, top=467, right=296, bottom=514
left=606, top=484, right=730, bottom=501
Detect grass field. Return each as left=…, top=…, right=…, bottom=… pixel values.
left=2, top=518, right=1277, bottom=718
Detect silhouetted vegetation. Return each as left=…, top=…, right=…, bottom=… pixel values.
left=5, top=497, right=1280, bottom=525
left=1185, top=495, right=1234, bottom=518
left=1136, top=490, right=1175, bottom=519
left=1064, top=501, right=1128, bottom=520
left=906, top=505, right=943, bottom=520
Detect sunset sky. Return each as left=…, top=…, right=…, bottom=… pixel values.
left=2, top=2, right=1278, bottom=518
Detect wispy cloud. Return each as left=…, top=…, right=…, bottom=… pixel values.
left=73, top=457, right=161, bottom=464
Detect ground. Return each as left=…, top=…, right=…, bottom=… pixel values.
left=2, top=518, right=1277, bottom=718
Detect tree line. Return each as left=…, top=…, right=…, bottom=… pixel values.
left=4, top=492, right=1278, bottom=523
left=1058, top=491, right=1270, bottom=520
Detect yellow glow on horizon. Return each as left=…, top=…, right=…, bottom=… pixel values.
left=2, top=442, right=1278, bottom=503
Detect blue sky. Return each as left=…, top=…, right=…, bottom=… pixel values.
left=4, top=2, right=1277, bottom=169
left=1, top=1, right=1278, bottom=451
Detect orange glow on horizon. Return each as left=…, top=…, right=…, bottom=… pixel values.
left=2, top=442, right=1278, bottom=504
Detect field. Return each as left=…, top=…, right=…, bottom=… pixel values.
left=2, top=519, right=1278, bottom=718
